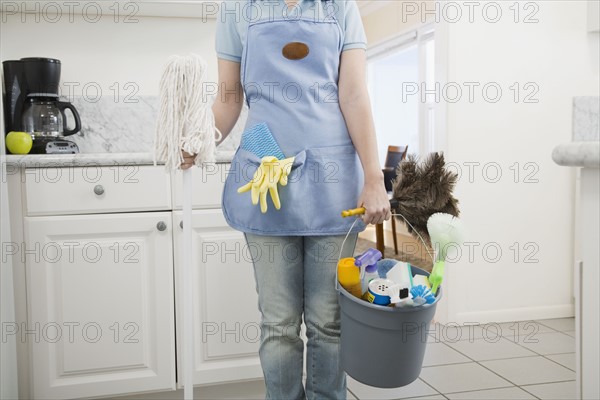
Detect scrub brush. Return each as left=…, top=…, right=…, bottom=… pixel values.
left=427, top=213, right=466, bottom=294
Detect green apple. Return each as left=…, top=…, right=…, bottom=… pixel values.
left=5, top=131, right=33, bottom=154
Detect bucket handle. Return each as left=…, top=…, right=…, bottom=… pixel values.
left=335, top=213, right=435, bottom=292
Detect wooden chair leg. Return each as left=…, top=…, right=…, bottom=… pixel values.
left=391, top=217, right=399, bottom=255
left=375, top=223, right=385, bottom=258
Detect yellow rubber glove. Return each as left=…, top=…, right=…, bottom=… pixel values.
left=237, top=156, right=295, bottom=213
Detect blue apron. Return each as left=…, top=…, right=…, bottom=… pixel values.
left=222, top=0, right=366, bottom=236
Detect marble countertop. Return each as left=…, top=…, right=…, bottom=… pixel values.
left=1, top=150, right=236, bottom=168
left=552, top=142, right=599, bottom=168
left=553, top=97, right=599, bottom=169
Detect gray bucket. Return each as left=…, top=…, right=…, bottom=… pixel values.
left=339, top=266, right=441, bottom=388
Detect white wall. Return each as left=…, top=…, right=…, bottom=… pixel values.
left=443, top=1, right=599, bottom=323
left=363, top=1, right=599, bottom=323
left=0, top=13, right=218, bottom=98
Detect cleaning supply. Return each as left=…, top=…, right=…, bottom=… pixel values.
left=154, top=55, right=218, bottom=169
left=376, top=258, right=399, bottom=279
left=354, top=248, right=382, bottom=268
left=426, top=213, right=466, bottom=293
left=428, top=260, right=445, bottom=294
left=366, top=279, right=396, bottom=306
left=354, top=248, right=382, bottom=295
left=337, top=257, right=362, bottom=298
left=237, top=155, right=295, bottom=213
left=386, top=261, right=414, bottom=289
left=388, top=283, right=413, bottom=307
left=154, top=54, right=220, bottom=400
left=239, top=122, right=286, bottom=160
left=360, top=263, right=379, bottom=296
left=410, top=285, right=436, bottom=305
left=412, top=274, right=431, bottom=289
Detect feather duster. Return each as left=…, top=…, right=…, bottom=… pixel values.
left=391, top=152, right=459, bottom=241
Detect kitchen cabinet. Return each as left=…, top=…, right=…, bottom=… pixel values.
left=7, top=162, right=261, bottom=399
left=172, top=209, right=262, bottom=386
left=574, top=168, right=600, bottom=400
left=24, top=212, right=176, bottom=399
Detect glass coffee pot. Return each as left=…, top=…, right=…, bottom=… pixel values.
left=22, top=95, right=81, bottom=137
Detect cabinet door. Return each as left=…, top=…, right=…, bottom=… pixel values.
left=24, top=212, right=176, bottom=399
left=173, top=210, right=262, bottom=386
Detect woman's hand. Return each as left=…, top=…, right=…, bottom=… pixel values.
left=180, top=151, right=196, bottom=170
left=358, top=175, right=391, bottom=225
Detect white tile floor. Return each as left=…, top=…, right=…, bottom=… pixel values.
left=347, top=318, right=577, bottom=400
left=115, top=318, right=576, bottom=400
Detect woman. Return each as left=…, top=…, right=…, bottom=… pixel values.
left=182, top=0, right=390, bottom=398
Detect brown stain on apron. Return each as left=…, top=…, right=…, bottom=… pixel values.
left=282, top=42, right=310, bottom=60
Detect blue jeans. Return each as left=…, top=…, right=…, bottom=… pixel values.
left=244, top=234, right=358, bottom=400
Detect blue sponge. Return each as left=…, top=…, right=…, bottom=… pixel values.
left=240, top=122, right=286, bottom=160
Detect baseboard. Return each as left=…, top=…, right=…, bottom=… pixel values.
left=109, top=379, right=266, bottom=400
left=450, top=303, right=574, bottom=325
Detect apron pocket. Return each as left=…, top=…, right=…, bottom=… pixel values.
left=298, top=144, right=366, bottom=234
left=221, top=144, right=365, bottom=235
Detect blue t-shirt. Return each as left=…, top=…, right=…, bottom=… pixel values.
left=216, top=0, right=367, bottom=63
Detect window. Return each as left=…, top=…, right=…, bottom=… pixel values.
left=367, top=26, right=436, bottom=164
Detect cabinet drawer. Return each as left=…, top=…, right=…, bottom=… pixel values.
left=24, top=165, right=171, bottom=216
left=172, top=163, right=228, bottom=209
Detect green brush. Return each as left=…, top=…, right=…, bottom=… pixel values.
left=429, top=260, right=445, bottom=294
left=427, top=213, right=466, bottom=294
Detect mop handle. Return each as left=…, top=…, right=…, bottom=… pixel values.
left=183, top=169, right=194, bottom=400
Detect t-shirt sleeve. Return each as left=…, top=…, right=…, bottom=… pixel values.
left=215, top=1, right=243, bottom=62
left=342, top=0, right=367, bottom=51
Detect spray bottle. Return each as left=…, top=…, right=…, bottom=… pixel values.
left=354, top=248, right=382, bottom=295
left=337, top=257, right=362, bottom=298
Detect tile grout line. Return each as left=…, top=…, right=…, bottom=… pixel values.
left=518, top=379, right=577, bottom=399
left=504, top=329, right=577, bottom=364
left=534, top=319, right=575, bottom=334
left=347, top=386, right=359, bottom=400
left=419, top=343, right=520, bottom=396
left=427, top=329, right=576, bottom=398
left=412, top=377, right=445, bottom=400
left=540, top=353, right=576, bottom=372
left=421, top=321, right=574, bottom=399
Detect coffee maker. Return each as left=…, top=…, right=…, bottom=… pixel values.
left=3, top=57, right=81, bottom=154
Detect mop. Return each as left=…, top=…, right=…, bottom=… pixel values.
left=154, top=54, right=221, bottom=400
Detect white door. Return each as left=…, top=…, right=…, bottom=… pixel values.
left=24, top=212, right=176, bottom=399
left=173, top=209, right=262, bottom=386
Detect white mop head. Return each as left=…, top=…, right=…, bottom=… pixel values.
left=154, top=54, right=217, bottom=170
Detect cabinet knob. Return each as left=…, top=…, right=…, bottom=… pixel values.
left=157, top=221, right=167, bottom=231
left=94, top=185, right=105, bottom=195
left=180, top=221, right=183, bottom=229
